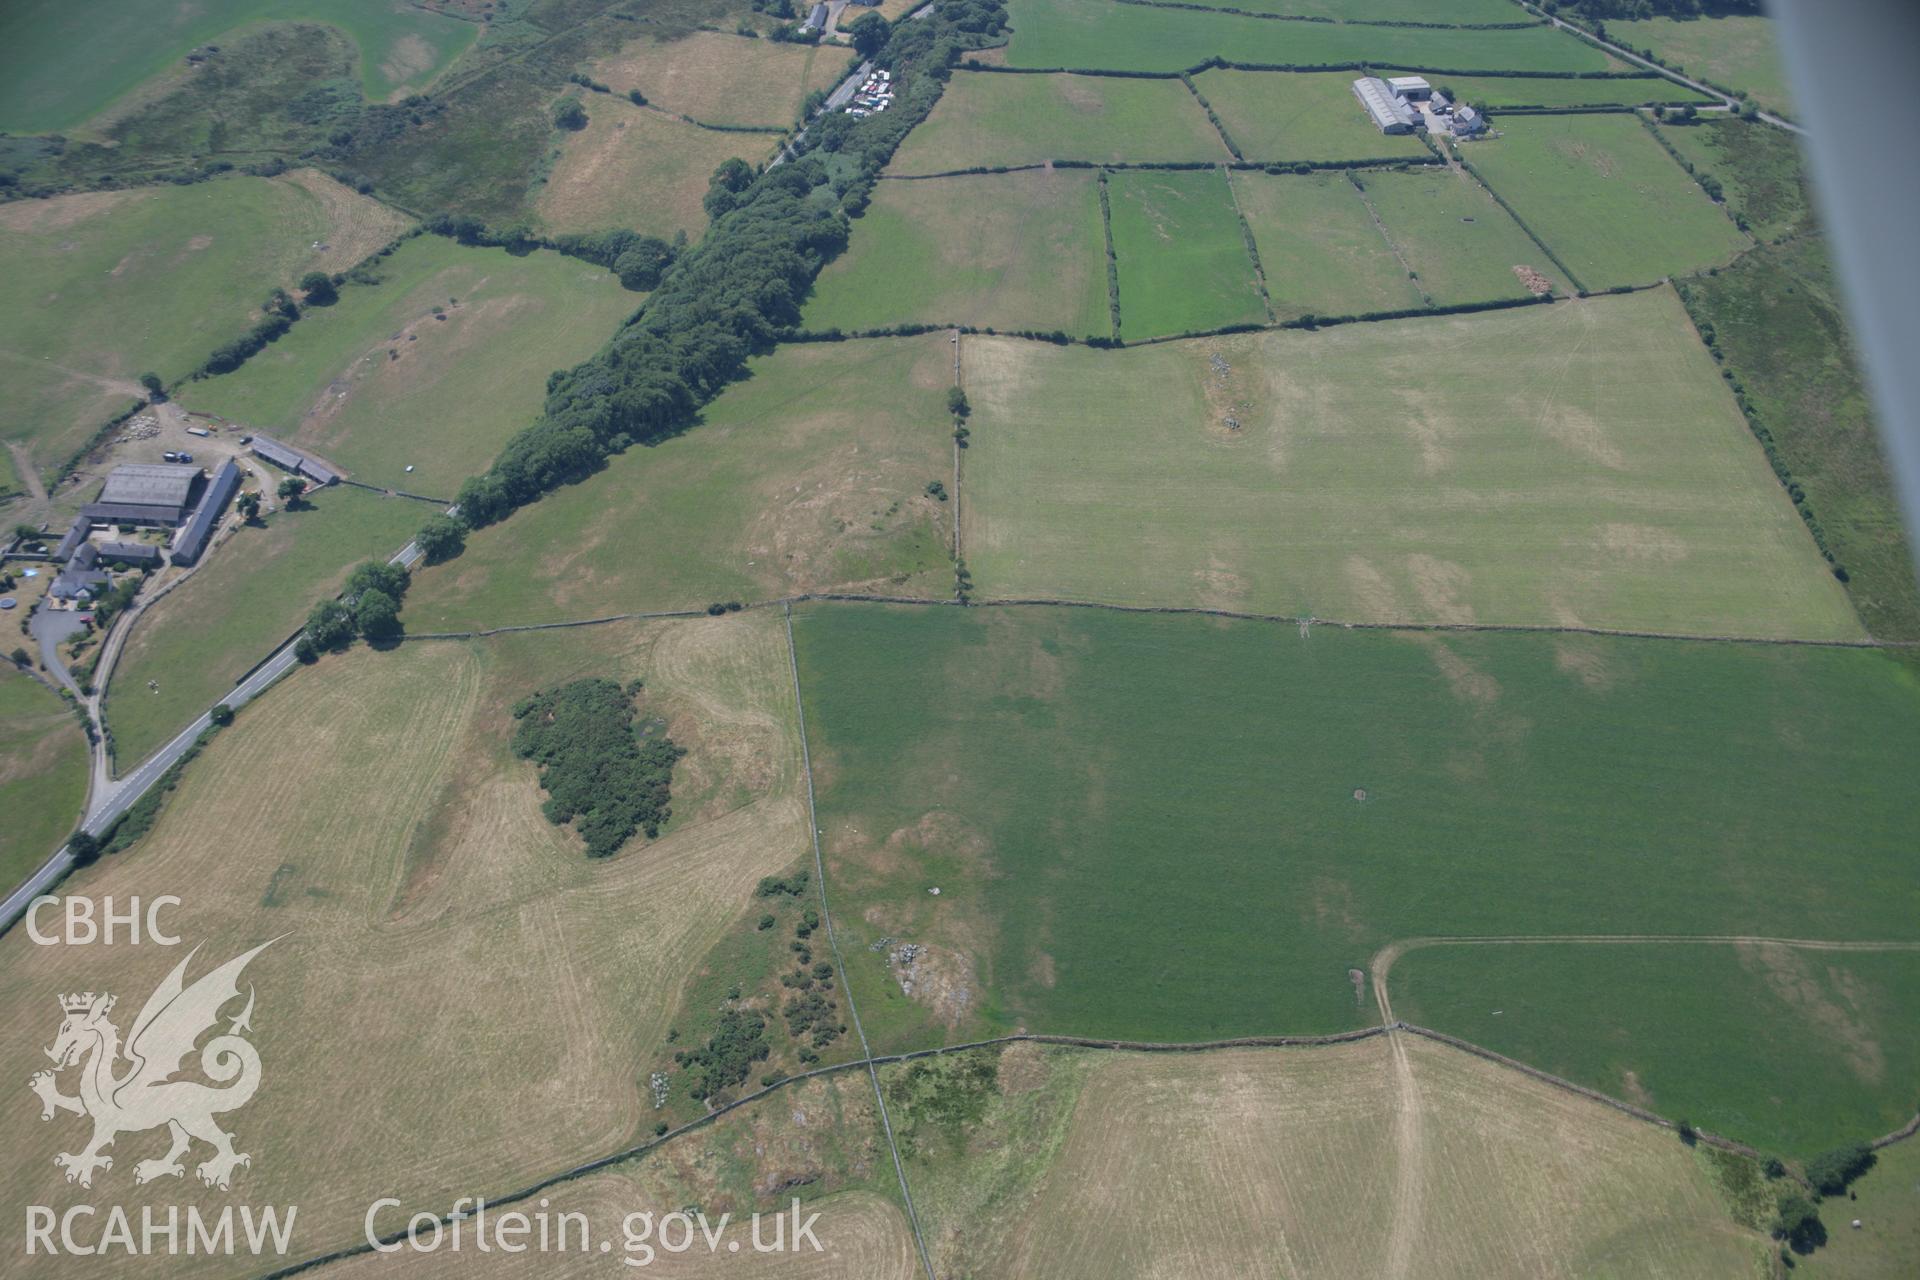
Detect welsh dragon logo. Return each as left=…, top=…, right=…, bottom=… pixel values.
left=29, top=940, right=274, bottom=1191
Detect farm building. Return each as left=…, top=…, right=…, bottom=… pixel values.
left=1451, top=104, right=1488, bottom=137
left=80, top=463, right=205, bottom=527
left=803, top=2, right=828, bottom=32
left=49, top=543, right=108, bottom=601
left=98, top=542, right=163, bottom=567
left=1352, top=77, right=1418, bottom=135
left=1388, top=75, right=1432, bottom=101
left=52, top=514, right=90, bottom=563
left=170, top=458, right=240, bottom=567
left=250, top=434, right=341, bottom=487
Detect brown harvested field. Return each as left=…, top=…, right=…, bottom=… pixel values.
left=957, top=1037, right=1767, bottom=1278
left=331, top=1072, right=918, bottom=1277
left=594, top=31, right=852, bottom=128
left=0, top=611, right=812, bottom=1276
left=537, top=102, right=780, bottom=240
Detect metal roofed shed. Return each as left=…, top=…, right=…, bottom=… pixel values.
left=98, top=463, right=202, bottom=511
left=249, top=434, right=307, bottom=473
left=249, top=434, right=341, bottom=486
left=1352, top=77, right=1418, bottom=135
left=170, top=458, right=241, bottom=567
left=1388, top=75, right=1432, bottom=101
left=803, top=2, right=828, bottom=30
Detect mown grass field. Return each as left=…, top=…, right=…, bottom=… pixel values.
left=0, top=0, right=478, bottom=133
left=1382, top=70, right=1714, bottom=108
left=0, top=173, right=410, bottom=486
left=1108, top=168, right=1265, bottom=338
left=104, top=486, right=424, bottom=769
left=405, top=335, right=955, bottom=632
left=1232, top=170, right=1422, bottom=320
left=2, top=611, right=815, bottom=1273
left=962, top=290, right=1861, bottom=638
left=887, top=72, right=1226, bottom=175
left=536, top=100, right=780, bottom=241
left=1357, top=166, right=1570, bottom=304
left=179, top=235, right=632, bottom=496
left=0, top=668, right=87, bottom=890
left=593, top=30, right=851, bottom=129
left=1678, top=238, right=1920, bottom=642
left=1463, top=113, right=1748, bottom=290
left=792, top=603, right=1920, bottom=1079
left=1656, top=115, right=1811, bottom=242
left=1190, top=71, right=1430, bottom=164
left=330, top=1069, right=914, bottom=1276
left=1000, top=0, right=1618, bottom=74
left=804, top=170, right=1110, bottom=338
left=895, top=1040, right=1767, bottom=1277
left=1391, top=942, right=1920, bottom=1158
left=1612, top=14, right=1795, bottom=118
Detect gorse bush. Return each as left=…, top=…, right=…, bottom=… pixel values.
left=511, top=677, right=685, bottom=858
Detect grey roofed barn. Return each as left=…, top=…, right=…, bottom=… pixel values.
left=98, top=463, right=202, bottom=510
left=250, top=434, right=340, bottom=486
left=1352, top=77, right=1418, bottom=135
left=171, top=458, right=241, bottom=566
left=52, top=514, right=90, bottom=562
left=248, top=434, right=307, bottom=473
left=99, top=541, right=162, bottom=566
left=80, top=501, right=190, bottom=526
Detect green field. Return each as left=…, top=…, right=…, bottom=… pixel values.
left=1000, top=0, right=1618, bottom=74
left=963, top=288, right=1861, bottom=638
left=0, top=0, right=478, bottom=134
left=1381, top=70, right=1713, bottom=109
left=1392, top=943, right=1920, bottom=1158
left=1191, top=71, right=1430, bottom=164
left=1678, top=238, right=1920, bottom=642
left=1656, top=116, right=1811, bottom=243
left=1183, top=0, right=1518, bottom=17
left=804, top=170, right=1111, bottom=338
left=104, top=486, right=424, bottom=769
left=1800, top=1134, right=1920, bottom=1278
left=1612, top=14, right=1794, bottom=118
left=536, top=100, right=780, bottom=241
left=1357, top=166, right=1570, bottom=304
left=1463, top=113, right=1749, bottom=289
left=1108, top=168, right=1265, bottom=338
left=403, top=335, right=956, bottom=632
left=887, top=72, right=1226, bottom=175
left=179, top=236, right=633, bottom=497
left=1232, top=171, right=1423, bottom=319
left=792, top=604, right=1920, bottom=1071
left=0, top=669, right=88, bottom=891
left=0, top=173, right=409, bottom=487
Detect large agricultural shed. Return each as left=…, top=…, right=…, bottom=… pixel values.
left=169, top=458, right=240, bottom=567
left=81, top=462, right=204, bottom=526
left=1352, top=76, right=1418, bottom=134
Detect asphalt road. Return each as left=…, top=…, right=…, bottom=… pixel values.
left=0, top=513, right=438, bottom=935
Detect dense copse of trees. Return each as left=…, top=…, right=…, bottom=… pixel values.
left=419, top=0, right=1007, bottom=545
left=302, top=559, right=410, bottom=653
left=1804, top=1143, right=1875, bottom=1196
left=298, top=271, right=338, bottom=305
left=413, top=513, right=466, bottom=564
left=510, top=677, right=685, bottom=858
left=551, top=98, right=588, bottom=131
left=673, top=1009, right=771, bottom=1102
